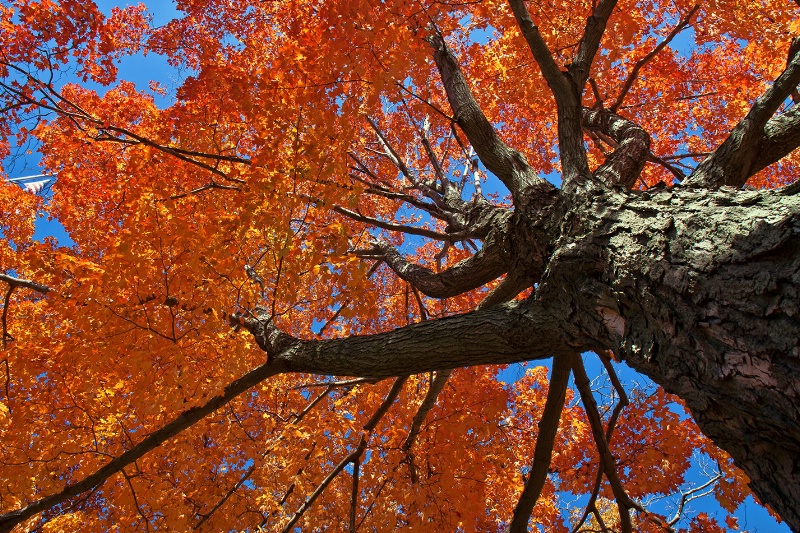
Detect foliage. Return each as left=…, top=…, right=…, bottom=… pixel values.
left=0, top=0, right=797, bottom=531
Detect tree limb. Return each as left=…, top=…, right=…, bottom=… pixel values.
left=610, top=4, right=700, bottom=113
left=0, top=362, right=282, bottom=533
left=685, top=37, right=800, bottom=188
left=355, top=222, right=511, bottom=299
left=279, top=377, right=407, bottom=533
left=401, top=370, right=452, bottom=452
left=0, top=273, right=51, bottom=294
left=508, top=352, right=575, bottom=533
left=570, top=0, right=619, bottom=91
left=240, top=298, right=578, bottom=379
left=571, top=355, right=641, bottom=533
left=749, top=104, right=800, bottom=177
left=507, top=0, right=590, bottom=187
left=569, top=352, right=629, bottom=533
left=582, top=108, right=651, bottom=188
left=427, top=33, right=553, bottom=204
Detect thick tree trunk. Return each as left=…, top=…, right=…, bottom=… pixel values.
left=247, top=183, right=800, bottom=530
left=548, top=184, right=800, bottom=530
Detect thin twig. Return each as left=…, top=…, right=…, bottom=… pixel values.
left=572, top=355, right=642, bottom=533
left=279, top=377, right=408, bottom=533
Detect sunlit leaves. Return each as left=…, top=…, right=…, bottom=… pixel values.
left=1, top=0, right=793, bottom=530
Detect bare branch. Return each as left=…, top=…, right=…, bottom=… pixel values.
left=570, top=0, right=619, bottom=90
left=356, top=228, right=510, bottom=299
left=582, top=108, right=651, bottom=188
left=507, top=0, right=590, bottom=186
left=349, top=458, right=360, bottom=533
left=241, top=298, right=578, bottom=379
left=402, top=370, right=452, bottom=451
left=508, top=353, right=574, bottom=533
left=474, top=270, right=533, bottom=310
left=569, top=352, right=629, bottom=533
left=0, top=273, right=51, bottom=294
left=572, top=355, right=642, bottom=533
left=667, top=471, right=723, bottom=527
left=427, top=33, right=552, bottom=203
left=749, top=104, right=800, bottom=177
left=1, top=274, right=51, bottom=350
left=333, top=205, right=463, bottom=241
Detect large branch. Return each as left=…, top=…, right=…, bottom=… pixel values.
left=749, top=104, right=800, bottom=177
left=0, top=297, right=577, bottom=529
left=427, top=34, right=554, bottom=205
left=358, top=209, right=512, bottom=299
left=581, top=108, right=651, bottom=188
left=508, top=352, right=574, bottom=533
left=507, top=0, right=590, bottom=187
left=242, top=299, right=576, bottom=378
left=0, top=273, right=51, bottom=294
left=685, top=39, right=800, bottom=188
left=569, top=0, right=618, bottom=90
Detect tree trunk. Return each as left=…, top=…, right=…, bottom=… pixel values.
left=548, top=183, right=800, bottom=530
left=247, top=182, right=800, bottom=530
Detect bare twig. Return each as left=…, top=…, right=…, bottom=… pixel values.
left=667, top=471, right=723, bottom=527
left=571, top=355, right=642, bottom=533
left=569, top=352, right=630, bottom=533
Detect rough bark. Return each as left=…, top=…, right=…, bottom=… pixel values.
left=242, top=183, right=800, bottom=531
left=564, top=184, right=800, bottom=530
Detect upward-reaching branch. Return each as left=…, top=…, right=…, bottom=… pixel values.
left=427, top=33, right=553, bottom=206
left=582, top=108, right=651, bottom=188
left=610, top=4, right=700, bottom=113
left=569, top=0, right=619, bottom=90
left=507, top=0, right=590, bottom=187
left=685, top=38, right=800, bottom=188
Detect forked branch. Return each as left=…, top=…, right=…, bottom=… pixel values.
left=506, top=0, right=589, bottom=186
left=572, top=356, right=642, bottom=533
left=354, top=228, right=510, bottom=299
left=427, top=32, right=552, bottom=204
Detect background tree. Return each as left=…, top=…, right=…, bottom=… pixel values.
left=1, top=0, right=799, bottom=531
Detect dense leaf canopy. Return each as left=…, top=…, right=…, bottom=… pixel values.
left=1, top=0, right=798, bottom=531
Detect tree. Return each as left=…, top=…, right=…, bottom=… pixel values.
left=0, top=0, right=799, bottom=531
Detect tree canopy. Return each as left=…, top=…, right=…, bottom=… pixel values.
left=1, top=0, right=800, bottom=531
